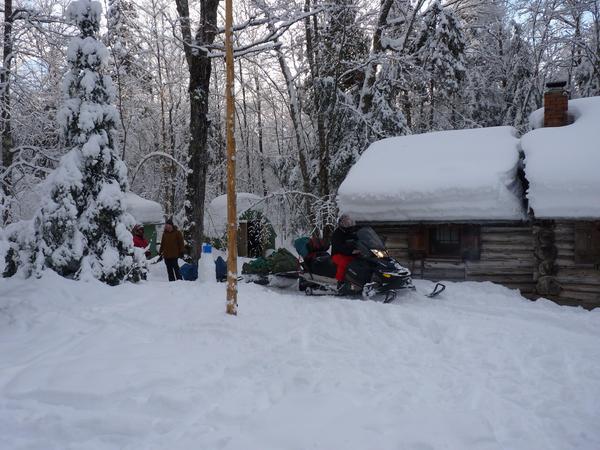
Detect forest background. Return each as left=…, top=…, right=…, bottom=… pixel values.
left=1, top=0, right=599, bottom=255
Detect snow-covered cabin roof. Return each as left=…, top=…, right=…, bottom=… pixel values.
left=124, top=193, right=164, bottom=224
left=521, top=96, right=600, bottom=219
left=205, top=192, right=264, bottom=238
left=337, top=126, right=525, bottom=222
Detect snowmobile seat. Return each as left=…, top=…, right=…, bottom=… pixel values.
left=307, top=252, right=337, bottom=279
left=304, top=237, right=330, bottom=264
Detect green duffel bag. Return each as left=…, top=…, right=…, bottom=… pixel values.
left=242, top=257, right=271, bottom=275
left=268, top=248, right=298, bottom=274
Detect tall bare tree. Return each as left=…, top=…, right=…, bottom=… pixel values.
left=1, top=0, right=14, bottom=222
left=174, top=0, right=220, bottom=261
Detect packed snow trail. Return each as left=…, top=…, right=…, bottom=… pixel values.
left=1, top=266, right=599, bottom=450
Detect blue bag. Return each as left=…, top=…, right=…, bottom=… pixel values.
left=180, top=263, right=198, bottom=281
left=215, top=256, right=227, bottom=282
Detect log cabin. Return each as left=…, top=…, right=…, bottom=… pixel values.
left=338, top=84, right=600, bottom=308
left=521, top=84, right=600, bottom=309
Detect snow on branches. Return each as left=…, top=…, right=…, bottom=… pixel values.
left=20, top=0, right=145, bottom=284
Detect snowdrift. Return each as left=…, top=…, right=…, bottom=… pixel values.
left=1, top=268, right=599, bottom=449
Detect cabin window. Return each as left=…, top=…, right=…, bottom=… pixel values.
left=574, top=222, right=600, bottom=265
left=429, top=225, right=461, bottom=257
left=408, top=224, right=481, bottom=260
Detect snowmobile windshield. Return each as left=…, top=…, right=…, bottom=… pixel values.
left=356, top=227, right=386, bottom=250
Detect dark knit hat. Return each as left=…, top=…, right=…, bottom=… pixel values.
left=165, top=218, right=174, bottom=226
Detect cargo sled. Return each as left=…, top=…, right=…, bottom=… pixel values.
left=241, top=248, right=299, bottom=288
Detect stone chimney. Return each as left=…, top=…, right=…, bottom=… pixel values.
left=543, top=81, right=569, bottom=127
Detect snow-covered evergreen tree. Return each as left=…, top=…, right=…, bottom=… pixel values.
left=458, top=3, right=508, bottom=129
left=304, top=0, right=370, bottom=196
left=369, top=74, right=409, bottom=139
left=106, top=0, right=136, bottom=63
left=503, top=22, right=536, bottom=130
left=573, top=18, right=600, bottom=98
left=319, top=0, right=368, bottom=89
left=413, top=1, right=466, bottom=130
left=31, top=0, right=144, bottom=284
left=574, top=58, right=600, bottom=97
left=303, top=0, right=411, bottom=194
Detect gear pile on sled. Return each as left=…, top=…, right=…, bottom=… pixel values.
left=241, top=248, right=299, bottom=287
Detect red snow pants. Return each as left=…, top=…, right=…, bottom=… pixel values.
left=332, top=254, right=356, bottom=282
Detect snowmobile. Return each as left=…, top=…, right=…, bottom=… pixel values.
left=298, top=227, right=445, bottom=303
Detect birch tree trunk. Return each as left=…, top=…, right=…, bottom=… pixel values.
left=304, top=0, right=329, bottom=197
left=254, top=73, right=267, bottom=197
left=237, top=57, right=252, bottom=192
left=263, top=15, right=311, bottom=194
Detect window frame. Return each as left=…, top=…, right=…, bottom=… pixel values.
left=428, top=225, right=462, bottom=258
left=408, top=224, right=481, bottom=261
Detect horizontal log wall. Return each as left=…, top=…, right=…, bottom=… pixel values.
left=370, top=222, right=600, bottom=309
left=370, top=224, right=536, bottom=297
left=548, top=222, right=600, bottom=309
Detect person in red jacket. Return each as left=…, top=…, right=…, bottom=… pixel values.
left=331, top=214, right=359, bottom=289
left=132, top=225, right=151, bottom=258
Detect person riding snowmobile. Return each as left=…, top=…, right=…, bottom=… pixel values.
left=331, top=214, right=360, bottom=289
left=299, top=220, right=445, bottom=300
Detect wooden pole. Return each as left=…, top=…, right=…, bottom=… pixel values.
left=225, top=0, right=238, bottom=315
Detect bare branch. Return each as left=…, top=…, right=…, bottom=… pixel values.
left=130, top=152, right=187, bottom=185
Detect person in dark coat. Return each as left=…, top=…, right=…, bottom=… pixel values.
left=159, top=219, right=185, bottom=281
left=331, top=214, right=359, bottom=285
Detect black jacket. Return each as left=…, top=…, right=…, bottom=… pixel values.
left=331, top=226, right=357, bottom=256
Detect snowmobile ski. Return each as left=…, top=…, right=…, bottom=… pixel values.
left=426, top=282, right=446, bottom=298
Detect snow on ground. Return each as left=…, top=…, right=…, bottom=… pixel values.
left=337, top=126, right=525, bottom=222
left=522, top=96, right=600, bottom=219
left=1, top=266, right=600, bottom=450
